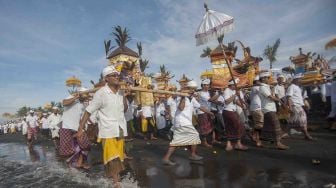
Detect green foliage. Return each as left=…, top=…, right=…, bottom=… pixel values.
left=104, top=40, right=114, bottom=57
left=137, top=42, right=142, bottom=57
left=16, top=106, right=30, bottom=117
left=200, top=46, right=212, bottom=58
left=140, top=59, right=149, bottom=73
left=159, top=64, right=171, bottom=76
left=112, top=25, right=131, bottom=48
left=217, top=34, right=224, bottom=44
left=263, top=38, right=281, bottom=69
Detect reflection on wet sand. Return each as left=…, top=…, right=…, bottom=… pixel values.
left=28, top=146, right=41, bottom=162
left=1, top=142, right=336, bottom=188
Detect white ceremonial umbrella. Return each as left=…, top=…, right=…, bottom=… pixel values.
left=195, top=3, right=251, bottom=116
left=195, top=4, right=241, bottom=95
left=195, top=4, right=234, bottom=46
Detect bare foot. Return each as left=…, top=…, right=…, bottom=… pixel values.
left=281, top=133, right=289, bottom=139
left=202, top=142, right=213, bottom=148
left=305, top=135, right=316, bottom=141
left=81, top=163, right=91, bottom=169
left=256, top=142, right=264, bottom=148
left=276, top=143, right=289, bottom=150
left=124, top=154, right=133, bottom=160
left=225, top=145, right=233, bottom=151
left=212, top=140, right=222, bottom=144
left=235, top=145, right=248, bottom=151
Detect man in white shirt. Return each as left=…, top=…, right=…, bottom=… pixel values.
left=287, top=74, right=314, bottom=140
left=124, top=94, right=136, bottom=141
left=328, top=75, right=336, bottom=119
left=26, top=110, right=39, bottom=146
left=78, top=65, right=128, bottom=186
left=214, top=88, right=226, bottom=134
left=249, top=76, right=264, bottom=147
left=220, top=78, right=248, bottom=151
left=197, top=79, right=219, bottom=147
left=274, top=75, right=289, bottom=124
left=155, top=95, right=167, bottom=131
left=166, top=88, right=179, bottom=140
left=140, top=104, right=157, bottom=140
left=323, top=81, right=332, bottom=116
left=40, top=113, right=50, bottom=138
left=162, top=80, right=212, bottom=165
left=59, top=87, right=90, bottom=169
left=259, top=71, right=289, bottom=150
left=21, top=118, right=28, bottom=137
left=48, top=107, right=62, bottom=149
left=274, top=75, right=286, bottom=100
left=167, top=86, right=178, bottom=126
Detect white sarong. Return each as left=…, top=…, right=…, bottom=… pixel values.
left=170, top=124, right=201, bottom=146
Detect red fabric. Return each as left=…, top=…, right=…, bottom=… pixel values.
left=198, top=113, right=213, bottom=135
left=222, top=111, right=245, bottom=140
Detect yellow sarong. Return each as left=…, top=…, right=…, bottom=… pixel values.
left=141, top=118, right=155, bottom=132
left=98, top=138, right=124, bottom=164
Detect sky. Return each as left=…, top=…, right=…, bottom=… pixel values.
left=0, top=0, right=335, bottom=119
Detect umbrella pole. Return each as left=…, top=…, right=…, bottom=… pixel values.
left=219, top=43, right=244, bottom=103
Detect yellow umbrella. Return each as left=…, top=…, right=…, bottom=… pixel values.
left=66, top=76, right=81, bottom=94
left=66, top=76, right=81, bottom=86
left=44, top=103, right=52, bottom=110
left=325, top=38, right=336, bottom=50
left=200, top=70, right=214, bottom=79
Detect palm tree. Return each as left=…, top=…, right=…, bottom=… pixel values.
left=112, top=25, right=131, bottom=48
left=140, top=59, right=149, bottom=72
left=159, top=64, right=167, bottom=74
left=16, top=106, right=29, bottom=117
left=160, top=64, right=172, bottom=77
left=137, top=42, right=149, bottom=73
left=137, top=42, right=142, bottom=57
left=2, top=112, right=13, bottom=119
left=200, top=47, right=212, bottom=58
left=217, top=34, right=224, bottom=44
left=263, top=38, right=281, bottom=69
left=104, top=40, right=115, bottom=57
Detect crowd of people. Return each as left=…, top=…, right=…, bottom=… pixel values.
left=1, top=65, right=336, bottom=187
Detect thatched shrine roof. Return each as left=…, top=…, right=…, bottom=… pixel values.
left=107, top=46, right=139, bottom=59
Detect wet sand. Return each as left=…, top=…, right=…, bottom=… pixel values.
left=1, top=119, right=336, bottom=187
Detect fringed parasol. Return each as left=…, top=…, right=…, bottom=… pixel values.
left=195, top=4, right=234, bottom=46
left=66, top=76, right=82, bottom=94
left=325, top=38, right=336, bottom=50
left=195, top=3, right=246, bottom=107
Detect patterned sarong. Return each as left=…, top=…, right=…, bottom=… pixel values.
left=288, top=105, right=307, bottom=130
left=59, top=128, right=90, bottom=166
left=27, top=127, right=38, bottom=140
left=261, top=112, right=282, bottom=142
left=87, top=123, right=98, bottom=143
left=251, top=110, right=264, bottom=130
left=198, top=113, right=213, bottom=135
left=222, top=111, right=245, bottom=140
